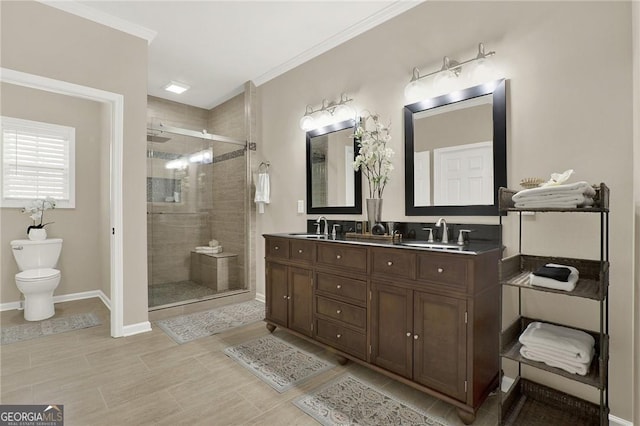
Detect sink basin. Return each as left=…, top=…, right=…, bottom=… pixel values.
left=288, top=233, right=327, bottom=239
left=400, top=241, right=464, bottom=251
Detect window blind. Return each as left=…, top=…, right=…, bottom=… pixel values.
left=1, top=117, right=75, bottom=207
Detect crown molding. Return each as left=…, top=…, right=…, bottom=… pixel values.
left=253, top=1, right=423, bottom=87
left=39, top=1, right=157, bottom=44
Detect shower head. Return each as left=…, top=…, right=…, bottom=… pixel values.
left=147, top=134, right=171, bottom=143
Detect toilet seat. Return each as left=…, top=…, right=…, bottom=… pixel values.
left=16, top=268, right=60, bottom=282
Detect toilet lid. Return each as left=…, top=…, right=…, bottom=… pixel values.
left=16, top=268, right=60, bottom=281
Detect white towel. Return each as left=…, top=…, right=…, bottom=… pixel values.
left=529, top=263, right=579, bottom=292
left=512, top=181, right=595, bottom=201
left=515, top=196, right=594, bottom=209
left=254, top=172, right=270, bottom=214
left=519, top=321, right=595, bottom=364
left=519, top=345, right=591, bottom=375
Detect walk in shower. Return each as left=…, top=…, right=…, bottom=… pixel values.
left=146, top=119, right=248, bottom=309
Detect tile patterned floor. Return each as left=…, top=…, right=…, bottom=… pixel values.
left=0, top=298, right=499, bottom=426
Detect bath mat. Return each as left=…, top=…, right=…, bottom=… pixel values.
left=294, top=374, right=449, bottom=426
left=224, top=334, right=335, bottom=393
left=156, top=299, right=264, bottom=344
left=1, top=312, right=101, bottom=345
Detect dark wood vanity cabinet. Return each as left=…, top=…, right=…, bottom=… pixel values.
left=264, top=235, right=499, bottom=424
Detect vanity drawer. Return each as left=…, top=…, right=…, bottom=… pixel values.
left=417, top=253, right=469, bottom=290
left=315, top=296, right=366, bottom=330
left=316, top=243, right=367, bottom=273
left=371, top=247, right=416, bottom=280
left=289, top=240, right=315, bottom=263
left=316, top=273, right=367, bottom=306
left=266, top=238, right=289, bottom=259
left=315, top=318, right=367, bottom=360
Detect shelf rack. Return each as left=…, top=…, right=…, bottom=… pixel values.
left=498, top=183, right=610, bottom=426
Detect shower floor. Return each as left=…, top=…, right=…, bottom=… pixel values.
left=148, top=280, right=221, bottom=308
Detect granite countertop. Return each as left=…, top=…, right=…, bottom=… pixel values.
left=264, top=232, right=501, bottom=255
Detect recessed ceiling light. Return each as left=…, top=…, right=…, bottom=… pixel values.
left=164, top=81, right=190, bottom=94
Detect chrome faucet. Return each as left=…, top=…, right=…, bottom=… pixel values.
left=316, top=216, right=328, bottom=237
left=435, top=218, right=449, bottom=243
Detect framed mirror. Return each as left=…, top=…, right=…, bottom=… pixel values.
left=404, top=79, right=506, bottom=216
left=306, top=119, right=362, bottom=214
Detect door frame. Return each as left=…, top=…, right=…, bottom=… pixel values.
left=1, top=67, right=125, bottom=337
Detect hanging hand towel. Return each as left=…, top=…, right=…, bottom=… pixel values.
left=254, top=172, right=270, bottom=214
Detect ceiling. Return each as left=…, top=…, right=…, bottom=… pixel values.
left=48, top=1, right=421, bottom=110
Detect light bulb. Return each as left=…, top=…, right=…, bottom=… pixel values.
left=433, top=70, right=458, bottom=96
left=467, top=57, right=497, bottom=86
left=333, top=104, right=355, bottom=122
left=404, top=80, right=429, bottom=103
left=299, top=115, right=315, bottom=131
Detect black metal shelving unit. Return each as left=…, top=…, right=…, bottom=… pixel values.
left=498, top=183, right=610, bottom=426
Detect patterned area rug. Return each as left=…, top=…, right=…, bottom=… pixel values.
left=294, top=374, right=449, bottom=426
left=1, top=312, right=101, bottom=345
left=156, top=299, right=264, bottom=344
left=224, top=334, right=335, bottom=393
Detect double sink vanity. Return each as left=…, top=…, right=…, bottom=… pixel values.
left=264, top=230, right=500, bottom=424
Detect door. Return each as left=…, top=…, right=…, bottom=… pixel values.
left=413, top=291, right=467, bottom=401
left=288, top=266, right=313, bottom=336
left=370, top=281, right=413, bottom=378
left=266, top=262, right=288, bottom=327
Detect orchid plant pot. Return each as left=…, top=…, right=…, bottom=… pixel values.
left=28, top=227, right=47, bottom=241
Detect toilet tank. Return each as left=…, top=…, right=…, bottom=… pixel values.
left=10, top=238, right=63, bottom=271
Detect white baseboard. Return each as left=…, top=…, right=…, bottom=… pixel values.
left=255, top=292, right=265, bottom=303
left=122, top=321, right=151, bottom=337
left=0, top=289, right=111, bottom=312
left=610, top=414, right=633, bottom=426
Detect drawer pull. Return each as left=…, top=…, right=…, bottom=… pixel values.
left=336, top=254, right=342, bottom=259
left=414, top=334, right=419, bottom=340
left=298, top=249, right=303, bottom=254
left=274, top=246, right=279, bottom=251
left=387, top=261, right=393, bottom=266
left=336, top=309, right=342, bottom=314
left=287, top=296, right=291, bottom=300
left=437, top=267, right=444, bottom=273
left=336, top=284, right=342, bottom=289
left=283, top=295, right=287, bottom=299
left=406, top=332, right=412, bottom=337
left=336, top=334, right=342, bottom=339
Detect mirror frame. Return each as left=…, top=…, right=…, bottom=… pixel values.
left=404, top=79, right=507, bottom=216
left=306, top=118, right=362, bottom=214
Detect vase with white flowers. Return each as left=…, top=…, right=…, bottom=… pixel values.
left=21, top=198, right=56, bottom=240
left=352, top=112, right=394, bottom=232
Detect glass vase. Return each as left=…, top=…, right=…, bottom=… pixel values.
left=366, top=198, right=383, bottom=233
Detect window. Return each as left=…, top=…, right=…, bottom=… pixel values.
left=1, top=116, right=75, bottom=208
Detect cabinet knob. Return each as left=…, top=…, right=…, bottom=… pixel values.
left=336, top=284, right=342, bottom=289
left=336, top=309, right=342, bottom=314
left=287, top=296, right=291, bottom=300
left=387, top=261, right=393, bottom=266
left=406, top=332, right=412, bottom=337
left=437, top=267, right=444, bottom=273
left=298, top=249, right=303, bottom=253
left=336, top=334, right=342, bottom=339
left=336, top=254, right=342, bottom=259
left=274, top=246, right=279, bottom=250
left=414, top=334, right=419, bottom=340
left=283, top=295, right=287, bottom=299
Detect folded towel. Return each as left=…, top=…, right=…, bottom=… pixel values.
left=254, top=172, right=270, bottom=214
left=512, top=181, right=595, bottom=201
left=519, top=345, right=591, bottom=375
left=514, top=195, right=594, bottom=209
left=533, top=265, right=572, bottom=282
left=529, top=263, right=579, bottom=291
left=195, top=245, right=223, bottom=254
left=519, top=321, right=594, bottom=363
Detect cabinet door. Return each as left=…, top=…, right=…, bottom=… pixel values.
left=288, top=266, right=313, bottom=336
left=371, top=281, right=413, bottom=378
left=266, top=262, right=288, bottom=327
left=413, top=291, right=467, bottom=401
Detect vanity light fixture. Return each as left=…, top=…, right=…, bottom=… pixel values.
left=299, top=93, right=355, bottom=131
left=404, top=43, right=497, bottom=102
left=164, top=81, right=190, bottom=94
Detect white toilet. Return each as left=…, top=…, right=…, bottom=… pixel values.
left=10, top=238, right=63, bottom=321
